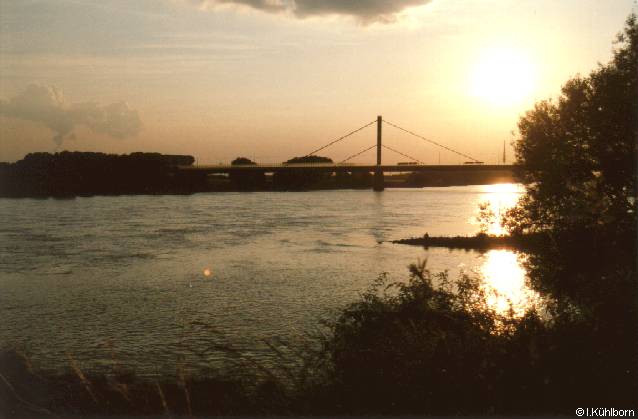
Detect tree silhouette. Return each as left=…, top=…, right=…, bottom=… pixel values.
left=284, top=155, right=333, bottom=164
left=231, top=157, right=257, bottom=165
left=506, top=14, right=637, bottom=236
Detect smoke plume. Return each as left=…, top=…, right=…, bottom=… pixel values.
left=0, top=84, right=142, bottom=146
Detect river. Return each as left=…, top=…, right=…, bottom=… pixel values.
left=0, top=185, right=536, bottom=375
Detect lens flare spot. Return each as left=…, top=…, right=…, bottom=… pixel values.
left=203, top=268, right=212, bottom=277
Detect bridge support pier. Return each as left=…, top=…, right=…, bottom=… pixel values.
left=373, top=168, right=384, bottom=191
left=373, top=115, right=384, bottom=191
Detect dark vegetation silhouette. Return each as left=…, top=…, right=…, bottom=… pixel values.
left=1, top=14, right=637, bottom=417
left=230, top=157, right=257, bottom=165
left=504, top=14, right=636, bottom=237
left=283, top=155, right=333, bottom=164
left=0, top=151, right=205, bottom=197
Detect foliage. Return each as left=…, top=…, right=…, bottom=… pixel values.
left=505, top=14, right=637, bottom=235
left=231, top=157, right=257, bottom=165
left=0, top=151, right=201, bottom=197
left=315, top=254, right=636, bottom=414
left=284, top=155, right=333, bottom=164
left=476, top=201, right=496, bottom=234
left=319, top=262, right=508, bottom=414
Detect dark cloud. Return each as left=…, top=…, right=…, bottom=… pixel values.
left=294, top=0, right=432, bottom=21
left=0, top=84, right=142, bottom=146
left=215, top=0, right=287, bottom=13
left=190, top=0, right=433, bottom=22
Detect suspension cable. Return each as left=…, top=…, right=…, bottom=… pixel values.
left=382, top=144, right=424, bottom=164
left=383, top=119, right=480, bottom=163
left=339, top=144, right=377, bottom=164
left=304, top=120, right=376, bottom=157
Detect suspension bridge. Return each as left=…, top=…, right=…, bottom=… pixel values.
left=179, top=116, right=514, bottom=191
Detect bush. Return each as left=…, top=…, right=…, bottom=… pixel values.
left=314, top=258, right=635, bottom=414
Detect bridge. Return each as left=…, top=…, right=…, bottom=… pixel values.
left=179, top=116, right=514, bottom=191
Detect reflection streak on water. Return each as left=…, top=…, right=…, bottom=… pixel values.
left=478, top=183, right=523, bottom=236
left=474, top=184, right=538, bottom=316
left=480, top=249, right=539, bottom=317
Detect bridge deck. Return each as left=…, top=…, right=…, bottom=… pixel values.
left=179, top=164, right=515, bottom=174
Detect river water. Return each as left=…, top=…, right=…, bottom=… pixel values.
left=0, top=185, right=535, bottom=375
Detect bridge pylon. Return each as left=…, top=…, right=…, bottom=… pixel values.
left=373, top=115, right=384, bottom=191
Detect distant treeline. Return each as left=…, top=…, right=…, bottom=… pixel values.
left=0, top=151, right=205, bottom=197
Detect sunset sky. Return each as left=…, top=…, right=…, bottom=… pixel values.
left=1, top=0, right=635, bottom=164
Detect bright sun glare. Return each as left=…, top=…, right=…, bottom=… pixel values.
left=481, top=250, right=539, bottom=317
left=470, top=47, right=536, bottom=107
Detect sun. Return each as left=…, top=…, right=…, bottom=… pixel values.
left=469, top=46, right=536, bottom=107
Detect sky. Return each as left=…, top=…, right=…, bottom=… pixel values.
left=0, top=0, right=635, bottom=164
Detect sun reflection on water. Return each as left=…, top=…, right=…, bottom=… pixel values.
left=480, top=249, right=539, bottom=317
left=477, top=183, right=524, bottom=235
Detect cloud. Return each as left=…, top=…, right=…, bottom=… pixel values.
left=0, top=84, right=142, bottom=146
left=188, top=0, right=433, bottom=22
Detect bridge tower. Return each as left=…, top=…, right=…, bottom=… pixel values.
left=373, top=115, right=384, bottom=191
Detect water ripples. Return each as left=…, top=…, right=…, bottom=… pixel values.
left=0, top=186, right=530, bottom=374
